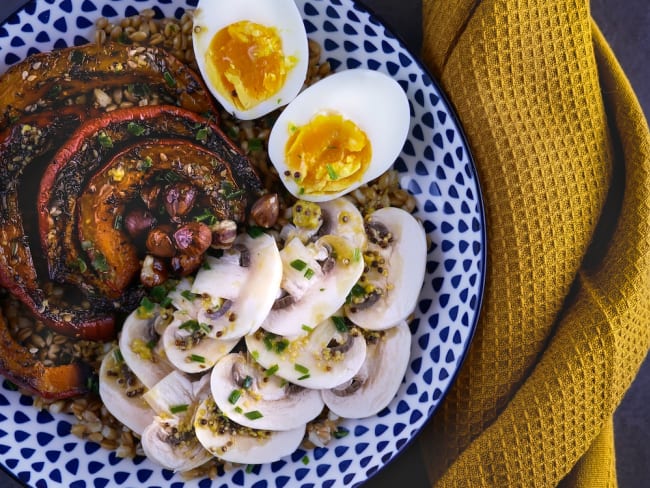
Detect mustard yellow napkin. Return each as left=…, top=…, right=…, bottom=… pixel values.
left=418, top=0, right=650, bottom=486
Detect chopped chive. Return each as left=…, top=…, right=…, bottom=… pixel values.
left=190, top=354, right=206, bottom=363
left=297, top=374, right=311, bottom=381
left=301, top=455, right=310, bottom=465
left=301, top=324, right=313, bottom=333
left=333, top=427, right=350, bottom=439
left=242, top=375, right=253, bottom=389
left=179, top=319, right=200, bottom=331
left=247, top=226, right=264, bottom=238
left=263, top=335, right=274, bottom=351
left=294, top=364, right=309, bottom=375
left=127, top=122, right=146, bottom=136
left=194, top=209, right=218, bottom=225
left=353, top=247, right=361, bottom=262
left=98, top=131, right=113, bottom=149
left=265, top=364, right=279, bottom=377
left=113, top=214, right=123, bottom=230
left=76, top=258, right=87, bottom=273
left=248, top=138, right=263, bottom=152
left=137, top=156, right=153, bottom=171
left=326, top=164, right=338, bottom=180
left=235, top=406, right=243, bottom=414
left=181, top=290, right=199, bottom=301
left=113, top=348, right=124, bottom=363
left=170, top=404, right=188, bottom=414
left=244, top=410, right=263, bottom=420
left=245, top=464, right=255, bottom=474
left=195, top=126, right=209, bottom=142
left=251, top=350, right=260, bottom=360
left=274, top=338, right=290, bottom=354
left=290, top=259, right=307, bottom=272
left=228, top=389, right=242, bottom=404
left=304, top=268, right=315, bottom=280
left=332, top=316, right=349, bottom=333
left=91, top=252, right=109, bottom=273
left=163, top=70, right=176, bottom=87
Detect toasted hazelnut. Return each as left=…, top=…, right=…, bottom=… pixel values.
left=171, top=253, right=203, bottom=276
left=164, top=182, right=197, bottom=220
left=140, top=255, right=169, bottom=288
left=124, top=207, right=156, bottom=239
left=173, top=222, right=212, bottom=257
left=210, top=219, right=237, bottom=249
left=146, top=225, right=176, bottom=257
left=250, top=193, right=279, bottom=228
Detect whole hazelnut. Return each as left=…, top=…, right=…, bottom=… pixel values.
left=171, top=253, right=203, bottom=276
left=250, top=193, right=279, bottom=228
left=140, top=255, right=169, bottom=288
left=173, top=222, right=212, bottom=257
left=164, top=183, right=197, bottom=220
left=210, top=219, right=238, bottom=249
left=146, top=225, right=176, bottom=258
left=124, top=207, right=156, bottom=239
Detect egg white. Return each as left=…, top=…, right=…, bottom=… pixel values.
left=192, top=0, right=309, bottom=120
left=267, top=68, right=411, bottom=202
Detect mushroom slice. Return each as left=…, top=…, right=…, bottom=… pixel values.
left=141, top=371, right=212, bottom=472
left=318, top=197, right=367, bottom=249
left=118, top=305, right=174, bottom=388
left=162, top=313, right=239, bottom=374
left=99, top=347, right=154, bottom=436
left=191, top=233, right=282, bottom=339
left=167, top=277, right=201, bottom=319
left=211, top=353, right=324, bottom=431
left=261, top=234, right=364, bottom=337
left=322, top=320, right=411, bottom=418
left=194, top=395, right=305, bottom=464
left=245, top=315, right=367, bottom=389
left=345, top=207, right=427, bottom=330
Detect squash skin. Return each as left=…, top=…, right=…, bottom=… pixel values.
left=0, top=42, right=218, bottom=130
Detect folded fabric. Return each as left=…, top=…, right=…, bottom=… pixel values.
left=418, top=0, right=650, bottom=486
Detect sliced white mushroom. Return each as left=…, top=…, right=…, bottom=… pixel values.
left=261, top=234, right=364, bottom=337
left=245, top=315, right=367, bottom=389
left=162, top=312, right=239, bottom=374
left=345, top=207, right=427, bottom=330
left=280, top=197, right=367, bottom=249
left=210, top=353, right=324, bottom=431
left=118, top=306, right=174, bottom=388
left=98, top=347, right=155, bottom=436
left=318, top=197, right=367, bottom=249
left=141, top=371, right=212, bottom=472
left=194, top=395, right=306, bottom=464
left=190, top=233, right=282, bottom=339
left=167, top=277, right=201, bottom=319
left=321, top=320, right=411, bottom=419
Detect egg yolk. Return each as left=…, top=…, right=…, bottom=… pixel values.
left=284, top=113, right=372, bottom=195
left=205, top=21, right=295, bottom=110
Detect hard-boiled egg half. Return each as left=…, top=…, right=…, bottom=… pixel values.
left=268, top=69, right=411, bottom=202
left=192, top=0, right=309, bottom=120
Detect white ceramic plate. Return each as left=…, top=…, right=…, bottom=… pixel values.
left=0, top=1, right=486, bottom=486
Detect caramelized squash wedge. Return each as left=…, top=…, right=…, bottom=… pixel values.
left=0, top=309, right=93, bottom=400
left=38, top=105, right=262, bottom=303
left=0, top=109, right=116, bottom=341
left=0, top=43, right=218, bottom=130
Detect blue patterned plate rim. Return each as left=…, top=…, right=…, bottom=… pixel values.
left=0, top=1, right=486, bottom=487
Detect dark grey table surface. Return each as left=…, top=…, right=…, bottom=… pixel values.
left=0, top=1, right=647, bottom=487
